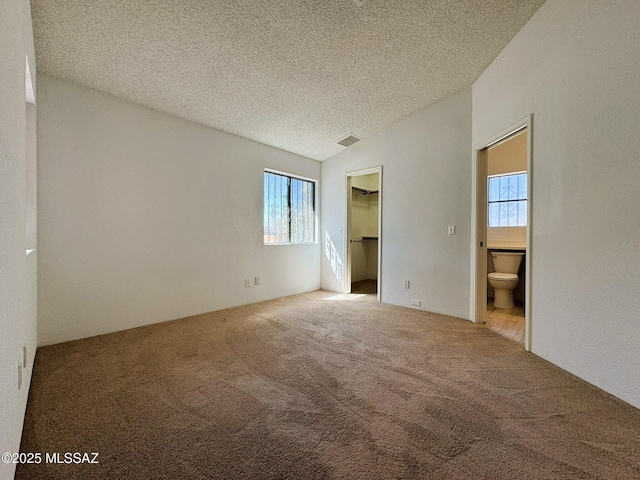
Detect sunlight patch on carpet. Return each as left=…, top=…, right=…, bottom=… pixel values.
left=323, top=293, right=366, bottom=301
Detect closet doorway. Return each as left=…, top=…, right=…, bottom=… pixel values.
left=345, top=167, right=382, bottom=300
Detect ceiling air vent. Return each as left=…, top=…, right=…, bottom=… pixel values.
left=337, top=134, right=362, bottom=148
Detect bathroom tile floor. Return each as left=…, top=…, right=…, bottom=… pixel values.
left=486, top=299, right=525, bottom=345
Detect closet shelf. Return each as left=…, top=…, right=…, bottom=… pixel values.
left=352, top=186, right=378, bottom=195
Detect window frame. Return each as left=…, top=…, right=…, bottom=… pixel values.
left=264, top=169, right=317, bottom=245
left=487, top=171, right=528, bottom=228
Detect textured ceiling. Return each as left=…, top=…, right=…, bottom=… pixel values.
left=31, top=0, right=546, bottom=161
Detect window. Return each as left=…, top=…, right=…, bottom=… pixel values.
left=264, top=171, right=316, bottom=244
left=488, top=172, right=527, bottom=227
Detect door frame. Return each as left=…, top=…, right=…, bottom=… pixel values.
left=345, top=166, right=382, bottom=301
left=471, top=115, right=533, bottom=351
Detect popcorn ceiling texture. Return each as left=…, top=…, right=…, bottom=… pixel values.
left=31, top=0, right=545, bottom=161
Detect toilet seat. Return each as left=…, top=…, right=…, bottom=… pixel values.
left=488, top=272, right=518, bottom=281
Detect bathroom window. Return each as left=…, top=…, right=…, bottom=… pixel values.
left=264, top=170, right=316, bottom=244
left=488, top=172, right=527, bottom=227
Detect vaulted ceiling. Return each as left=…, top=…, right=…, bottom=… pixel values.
left=31, top=0, right=546, bottom=161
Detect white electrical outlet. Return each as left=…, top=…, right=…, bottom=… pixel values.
left=255, top=276, right=260, bottom=286
left=404, top=280, right=410, bottom=289
left=411, top=299, right=421, bottom=306
left=448, top=225, right=456, bottom=235
left=245, top=278, right=251, bottom=287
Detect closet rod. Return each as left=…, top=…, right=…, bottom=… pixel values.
left=352, top=186, right=378, bottom=195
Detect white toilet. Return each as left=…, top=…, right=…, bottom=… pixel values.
left=488, top=252, right=524, bottom=309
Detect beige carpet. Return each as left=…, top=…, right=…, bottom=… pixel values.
left=18, top=290, right=640, bottom=479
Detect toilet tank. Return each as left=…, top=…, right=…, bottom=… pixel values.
left=491, top=252, right=524, bottom=274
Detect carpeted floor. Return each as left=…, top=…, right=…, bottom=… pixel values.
left=18, top=290, right=640, bottom=479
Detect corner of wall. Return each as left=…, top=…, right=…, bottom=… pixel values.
left=0, top=1, right=38, bottom=478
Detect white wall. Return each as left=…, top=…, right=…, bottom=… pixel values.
left=0, top=1, right=37, bottom=478
left=37, top=75, right=321, bottom=346
left=473, top=0, right=640, bottom=408
left=322, top=88, right=471, bottom=319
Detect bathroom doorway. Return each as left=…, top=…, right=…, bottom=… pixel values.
left=346, top=167, right=382, bottom=300
left=472, top=117, right=532, bottom=350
